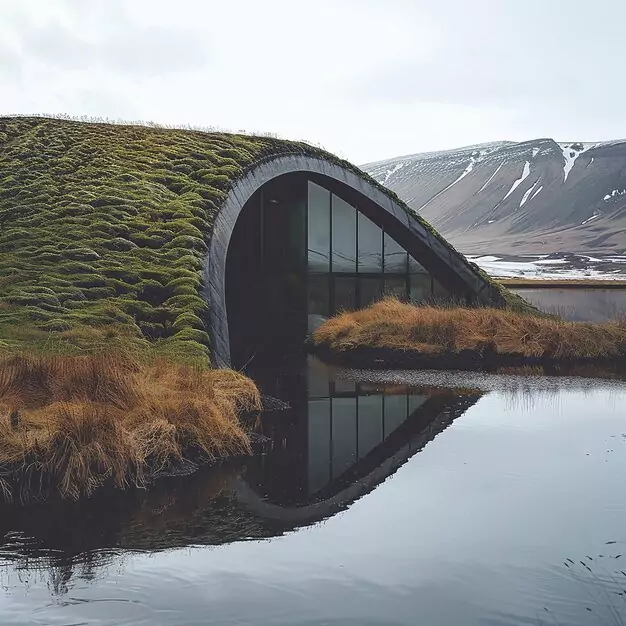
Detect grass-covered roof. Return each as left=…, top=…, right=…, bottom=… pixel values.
left=0, top=115, right=524, bottom=363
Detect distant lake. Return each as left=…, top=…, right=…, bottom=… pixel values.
left=511, top=287, right=626, bottom=322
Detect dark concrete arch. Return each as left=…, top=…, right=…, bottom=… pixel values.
left=203, top=154, right=503, bottom=367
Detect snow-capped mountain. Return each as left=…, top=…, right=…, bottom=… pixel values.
left=363, top=139, right=626, bottom=254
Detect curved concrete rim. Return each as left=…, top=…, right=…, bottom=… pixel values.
left=203, top=154, right=502, bottom=367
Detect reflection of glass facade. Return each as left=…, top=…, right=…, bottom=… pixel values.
left=306, top=355, right=428, bottom=494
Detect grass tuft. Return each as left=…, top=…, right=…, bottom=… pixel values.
left=0, top=351, right=260, bottom=502
left=313, top=298, right=626, bottom=362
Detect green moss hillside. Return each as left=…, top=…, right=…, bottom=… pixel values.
left=0, top=116, right=526, bottom=362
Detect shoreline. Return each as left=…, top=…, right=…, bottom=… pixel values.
left=0, top=351, right=261, bottom=503
left=312, top=344, right=626, bottom=375
left=500, top=278, right=626, bottom=289
left=312, top=299, right=626, bottom=377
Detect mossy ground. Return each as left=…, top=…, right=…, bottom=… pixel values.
left=0, top=116, right=288, bottom=359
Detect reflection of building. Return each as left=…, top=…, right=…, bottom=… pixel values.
left=0, top=363, right=480, bottom=577
left=306, top=356, right=430, bottom=495
left=239, top=357, right=480, bottom=523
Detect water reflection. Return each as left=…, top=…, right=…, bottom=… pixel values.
left=0, top=357, right=477, bottom=597
left=1, top=365, right=625, bottom=626
left=248, top=356, right=479, bottom=507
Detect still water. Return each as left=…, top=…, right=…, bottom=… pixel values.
left=1, top=357, right=625, bottom=625
left=512, top=287, right=626, bottom=322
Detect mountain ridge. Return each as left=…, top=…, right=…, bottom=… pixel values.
left=363, top=138, right=626, bottom=254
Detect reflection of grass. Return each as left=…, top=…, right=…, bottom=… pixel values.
left=314, top=298, right=626, bottom=363
left=356, top=382, right=481, bottom=396
left=0, top=461, right=252, bottom=596
left=0, top=350, right=260, bottom=501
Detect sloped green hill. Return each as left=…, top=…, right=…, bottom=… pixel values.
left=0, top=116, right=524, bottom=362
left=0, top=117, right=333, bottom=359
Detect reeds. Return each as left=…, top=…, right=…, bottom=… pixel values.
left=313, top=298, right=626, bottom=361
left=0, top=352, right=261, bottom=501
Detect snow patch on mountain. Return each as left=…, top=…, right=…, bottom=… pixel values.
left=604, top=189, right=626, bottom=202
left=381, top=161, right=407, bottom=185
left=503, top=161, right=530, bottom=203
left=418, top=157, right=476, bottom=210
left=582, top=212, right=601, bottom=225
left=477, top=162, right=504, bottom=193
left=530, top=184, right=543, bottom=202
left=520, top=179, right=541, bottom=207
left=558, top=142, right=593, bottom=182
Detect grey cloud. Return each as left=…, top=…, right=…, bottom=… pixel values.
left=346, top=0, right=626, bottom=117
left=0, top=40, right=22, bottom=81
left=8, top=2, right=210, bottom=77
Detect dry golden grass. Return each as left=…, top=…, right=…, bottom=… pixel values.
left=0, top=352, right=260, bottom=501
left=313, top=298, right=626, bottom=361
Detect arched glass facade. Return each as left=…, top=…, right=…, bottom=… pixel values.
left=226, top=174, right=448, bottom=363
left=304, top=180, right=446, bottom=329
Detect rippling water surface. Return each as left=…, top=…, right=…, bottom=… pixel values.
left=1, top=358, right=626, bottom=626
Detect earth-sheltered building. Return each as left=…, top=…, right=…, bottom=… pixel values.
left=0, top=116, right=525, bottom=368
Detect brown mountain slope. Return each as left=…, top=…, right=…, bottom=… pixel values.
left=363, top=139, right=626, bottom=255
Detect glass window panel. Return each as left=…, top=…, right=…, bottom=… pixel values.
left=384, top=232, right=407, bottom=273
left=334, top=276, right=357, bottom=313
left=357, top=395, right=383, bottom=459
left=410, top=274, right=432, bottom=304
left=408, top=253, right=427, bottom=274
left=286, top=194, right=306, bottom=271
left=384, top=276, right=408, bottom=301
left=308, top=274, right=330, bottom=317
left=331, top=398, right=358, bottom=479
left=334, top=376, right=356, bottom=394
left=433, top=279, right=451, bottom=303
left=409, top=394, right=429, bottom=415
left=358, top=277, right=383, bottom=309
left=332, top=195, right=357, bottom=272
left=307, top=274, right=330, bottom=333
left=384, top=395, right=408, bottom=438
left=307, top=355, right=330, bottom=399
left=357, top=212, right=383, bottom=273
left=307, top=182, right=330, bottom=273
left=308, top=399, right=331, bottom=494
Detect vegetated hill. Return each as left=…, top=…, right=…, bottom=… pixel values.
left=0, top=115, right=345, bottom=360
left=0, top=116, right=516, bottom=362
left=363, top=139, right=626, bottom=255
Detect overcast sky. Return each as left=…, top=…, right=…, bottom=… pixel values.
left=1, top=0, right=625, bottom=164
